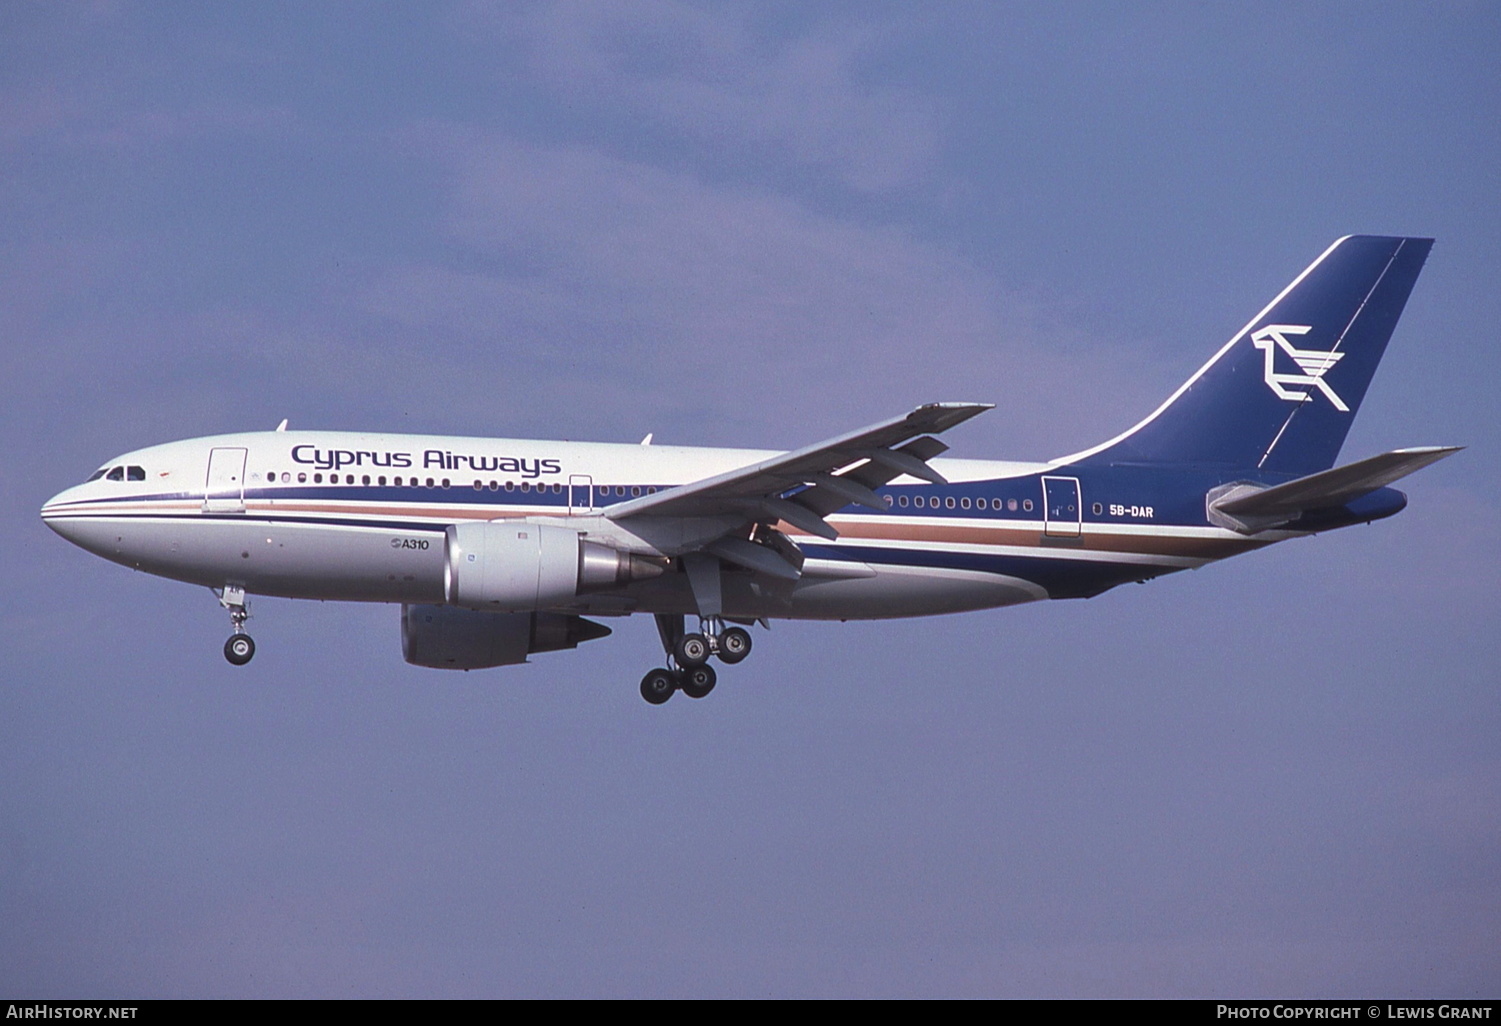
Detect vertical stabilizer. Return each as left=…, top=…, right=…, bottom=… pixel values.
left=1065, top=236, right=1432, bottom=475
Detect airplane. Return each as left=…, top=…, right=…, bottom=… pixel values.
left=41, top=235, right=1459, bottom=705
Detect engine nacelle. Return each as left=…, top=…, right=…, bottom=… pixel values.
left=444, top=521, right=663, bottom=611
left=401, top=604, right=612, bottom=670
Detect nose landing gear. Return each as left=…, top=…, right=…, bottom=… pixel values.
left=218, top=584, right=255, bottom=666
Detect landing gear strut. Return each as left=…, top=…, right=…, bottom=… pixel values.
left=639, top=613, right=754, bottom=704
left=219, top=584, right=255, bottom=666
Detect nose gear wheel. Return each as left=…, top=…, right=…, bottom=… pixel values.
left=218, top=584, right=255, bottom=666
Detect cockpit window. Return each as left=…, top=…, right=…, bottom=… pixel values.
left=127, top=466, right=145, bottom=481
left=87, top=468, right=108, bottom=482
left=106, top=467, right=124, bottom=482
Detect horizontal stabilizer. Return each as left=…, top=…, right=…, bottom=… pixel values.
left=1209, top=446, right=1460, bottom=532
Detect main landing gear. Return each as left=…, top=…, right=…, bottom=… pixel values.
left=639, top=614, right=755, bottom=705
left=218, top=584, right=255, bottom=666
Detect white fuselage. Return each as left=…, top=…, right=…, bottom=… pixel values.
left=41, top=429, right=1238, bottom=622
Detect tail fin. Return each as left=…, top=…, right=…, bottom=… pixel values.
left=1064, top=236, right=1433, bottom=475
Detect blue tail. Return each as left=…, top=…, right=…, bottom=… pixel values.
left=1067, top=236, right=1433, bottom=476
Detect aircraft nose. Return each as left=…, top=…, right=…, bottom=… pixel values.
left=40, top=487, right=85, bottom=544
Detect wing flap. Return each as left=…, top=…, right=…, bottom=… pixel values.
left=739, top=496, right=840, bottom=541
left=707, top=536, right=803, bottom=580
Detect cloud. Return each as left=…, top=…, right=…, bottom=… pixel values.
left=350, top=126, right=1151, bottom=452
left=463, top=0, right=940, bottom=194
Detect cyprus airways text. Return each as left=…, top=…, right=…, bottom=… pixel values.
left=290, top=446, right=561, bottom=478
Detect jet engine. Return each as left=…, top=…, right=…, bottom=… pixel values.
left=444, top=521, right=663, bottom=611
left=401, top=604, right=613, bottom=669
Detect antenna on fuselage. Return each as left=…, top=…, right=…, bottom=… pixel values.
left=640, top=433, right=653, bottom=445
left=275, top=419, right=289, bottom=432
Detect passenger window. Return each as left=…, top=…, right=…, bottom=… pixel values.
left=106, top=467, right=124, bottom=481
left=362, top=475, right=371, bottom=486
left=960, top=497, right=971, bottom=510
left=898, top=495, right=908, bottom=507
left=298, top=473, right=307, bottom=483
left=379, top=476, right=387, bottom=486
left=314, top=473, right=323, bottom=483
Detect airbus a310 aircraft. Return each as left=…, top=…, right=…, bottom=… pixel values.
left=42, top=236, right=1458, bottom=704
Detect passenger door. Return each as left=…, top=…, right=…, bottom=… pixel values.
left=568, top=474, right=595, bottom=516
left=1042, top=475, right=1082, bottom=538
left=204, top=447, right=248, bottom=513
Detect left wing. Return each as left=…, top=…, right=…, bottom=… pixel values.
left=603, top=403, right=990, bottom=571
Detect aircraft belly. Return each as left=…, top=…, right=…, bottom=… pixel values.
left=773, top=564, right=1046, bottom=620
left=55, top=516, right=446, bottom=602
left=612, top=562, right=1048, bottom=620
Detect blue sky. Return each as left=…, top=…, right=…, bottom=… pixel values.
left=3, top=2, right=1498, bottom=997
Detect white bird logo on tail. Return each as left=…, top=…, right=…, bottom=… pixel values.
left=1252, top=324, right=1349, bottom=412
